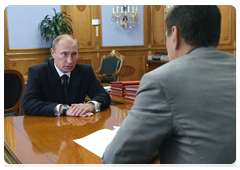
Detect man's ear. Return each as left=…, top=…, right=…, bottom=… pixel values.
left=172, top=26, right=180, bottom=50
left=50, top=48, right=55, bottom=58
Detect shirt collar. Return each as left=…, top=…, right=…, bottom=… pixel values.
left=54, top=63, right=71, bottom=78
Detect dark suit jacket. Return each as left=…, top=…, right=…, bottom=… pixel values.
left=22, top=59, right=111, bottom=116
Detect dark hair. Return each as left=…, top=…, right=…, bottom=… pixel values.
left=165, top=5, right=221, bottom=47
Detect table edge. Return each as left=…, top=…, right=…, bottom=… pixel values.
left=4, top=142, right=22, bottom=164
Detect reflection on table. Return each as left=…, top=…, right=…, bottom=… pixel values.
left=4, top=104, right=133, bottom=164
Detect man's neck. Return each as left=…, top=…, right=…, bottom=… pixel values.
left=54, top=63, right=71, bottom=78
left=174, top=40, right=199, bottom=60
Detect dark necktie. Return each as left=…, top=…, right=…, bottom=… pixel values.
left=61, top=75, right=69, bottom=104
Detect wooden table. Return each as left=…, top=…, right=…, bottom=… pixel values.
left=4, top=95, right=160, bottom=164
left=110, top=94, right=134, bottom=105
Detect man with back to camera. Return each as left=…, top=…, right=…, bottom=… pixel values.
left=102, top=5, right=236, bottom=164
left=22, top=34, right=111, bottom=117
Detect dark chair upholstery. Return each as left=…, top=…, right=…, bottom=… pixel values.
left=95, top=50, right=124, bottom=84
left=4, top=69, right=25, bottom=116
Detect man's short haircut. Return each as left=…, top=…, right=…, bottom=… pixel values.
left=165, top=5, right=221, bottom=47
left=52, top=34, right=79, bottom=51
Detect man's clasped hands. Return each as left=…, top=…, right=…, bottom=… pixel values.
left=60, top=103, right=95, bottom=117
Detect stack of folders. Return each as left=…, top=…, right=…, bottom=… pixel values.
left=110, top=81, right=141, bottom=100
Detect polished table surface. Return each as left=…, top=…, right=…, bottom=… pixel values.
left=4, top=95, right=160, bottom=164
left=109, top=94, right=134, bottom=105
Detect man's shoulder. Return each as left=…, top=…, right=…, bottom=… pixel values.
left=75, top=62, right=92, bottom=68
left=28, top=59, right=53, bottom=75
left=30, top=59, right=52, bottom=69
left=75, top=63, right=93, bottom=72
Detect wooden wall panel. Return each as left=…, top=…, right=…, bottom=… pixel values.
left=6, top=55, right=49, bottom=83
left=151, top=5, right=166, bottom=48
left=64, top=5, right=98, bottom=51
left=118, top=51, right=147, bottom=81
left=218, top=5, right=232, bottom=45
left=78, top=52, right=98, bottom=71
left=217, top=5, right=236, bottom=51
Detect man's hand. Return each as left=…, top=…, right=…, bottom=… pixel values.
left=64, top=106, right=94, bottom=117
left=69, top=103, right=95, bottom=117
left=59, top=103, right=94, bottom=117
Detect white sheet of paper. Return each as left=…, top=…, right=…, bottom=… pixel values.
left=103, top=86, right=111, bottom=92
left=73, top=126, right=120, bottom=158
left=103, top=86, right=111, bottom=90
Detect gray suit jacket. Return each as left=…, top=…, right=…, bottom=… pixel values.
left=102, top=46, right=236, bottom=164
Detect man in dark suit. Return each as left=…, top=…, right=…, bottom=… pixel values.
left=102, top=6, right=236, bottom=164
left=22, top=34, right=111, bottom=117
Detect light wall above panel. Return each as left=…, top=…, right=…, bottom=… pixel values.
left=101, top=5, right=144, bottom=47
left=7, top=5, right=60, bottom=49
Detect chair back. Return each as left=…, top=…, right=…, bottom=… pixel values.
left=4, top=69, right=25, bottom=116
left=100, top=56, right=121, bottom=83
left=95, top=50, right=124, bottom=84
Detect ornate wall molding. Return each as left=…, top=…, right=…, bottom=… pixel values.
left=155, top=5, right=161, bottom=11
left=121, top=65, right=135, bottom=77
left=76, top=5, right=86, bottom=12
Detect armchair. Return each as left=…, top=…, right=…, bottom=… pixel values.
left=4, top=69, right=25, bottom=116
left=95, top=50, right=125, bottom=83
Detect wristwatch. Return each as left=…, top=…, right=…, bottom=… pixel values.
left=62, top=104, right=69, bottom=116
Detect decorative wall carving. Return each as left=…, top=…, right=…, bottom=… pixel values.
left=76, top=5, right=86, bottom=12
left=155, top=5, right=161, bottom=11
left=121, top=65, right=135, bottom=77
